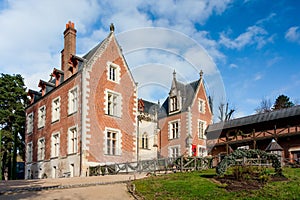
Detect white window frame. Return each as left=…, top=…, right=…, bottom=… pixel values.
left=105, top=89, right=122, bottom=117
left=106, top=62, right=120, bottom=83
left=52, top=97, right=61, bottom=122
left=51, top=132, right=60, bottom=158
left=68, top=126, right=78, bottom=154
left=37, top=137, right=45, bottom=161
left=168, top=120, right=180, bottom=140
left=198, top=120, right=207, bottom=139
left=169, top=145, right=180, bottom=158
left=198, top=98, right=206, bottom=113
left=27, top=112, right=34, bottom=134
left=104, top=127, right=122, bottom=156
left=141, top=132, right=149, bottom=149
left=198, top=145, right=207, bottom=157
left=27, top=142, right=33, bottom=163
left=68, top=86, right=78, bottom=115
left=170, top=96, right=178, bottom=112
left=38, top=105, right=46, bottom=128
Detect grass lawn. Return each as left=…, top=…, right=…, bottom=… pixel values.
left=133, top=167, right=300, bottom=200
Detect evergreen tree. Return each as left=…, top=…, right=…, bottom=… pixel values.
left=273, top=94, right=294, bottom=110
left=0, top=73, right=28, bottom=180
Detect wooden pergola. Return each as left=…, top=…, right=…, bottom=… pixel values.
left=206, top=105, right=300, bottom=162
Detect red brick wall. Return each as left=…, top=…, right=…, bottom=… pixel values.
left=85, top=35, right=137, bottom=163
left=190, top=80, right=212, bottom=153
left=158, top=79, right=212, bottom=158
left=25, top=74, right=82, bottom=162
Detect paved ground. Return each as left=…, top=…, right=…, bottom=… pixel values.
left=0, top=173, right=146, bottom=200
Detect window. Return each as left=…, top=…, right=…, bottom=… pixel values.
left=198, top=120, right=206, bottom=139
left=106, top=90, right=121, bottom=117
left=199, top=99, right=205, bottom=113
left=27, top=142, right=33, bottom=163
left=109, top=65, right=116, bottom=81
left=37, top=138, right=45, bottom=161
left=169, top=120, right=180, bottom=139
left=68, top=87, right=78, bottom=115
left=198, top=146, right=207, bottom=157
left=142, top=133, right=148, bottom=149
left=170, top=96, right=178, bottom=112
left=169, top=146, right=180, bottom=158
left=38, top=106, right=46, bottom=128
left=51, top=133, right=60, bottom=158
left=107, top=62, right=120, bottom=83
left=68, top=127, right=77, bottom=154
left=105, top=128, right=121, bottom=156
left=27, top=112, right=33, bottom=134
left=52, top=97, right=60, bottom=122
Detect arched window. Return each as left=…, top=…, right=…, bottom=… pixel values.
left=142, top=133, right=148, bottom=149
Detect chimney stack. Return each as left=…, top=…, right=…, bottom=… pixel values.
left=61, top=21, right=76, bottom=79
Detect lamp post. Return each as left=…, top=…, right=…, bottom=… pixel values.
left=137, top=114, right=140, bottom=164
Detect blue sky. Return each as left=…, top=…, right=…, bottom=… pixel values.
left=0, top=0, right=299, bottom=121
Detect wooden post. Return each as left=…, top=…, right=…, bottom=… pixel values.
left=252, top=129, right=256, bottom=149
left=226, top=131, right=229, bottom=155
left=180, top=157, right=183, bottom=172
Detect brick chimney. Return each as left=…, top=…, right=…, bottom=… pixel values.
left=61, top=21, right=76, bottom=79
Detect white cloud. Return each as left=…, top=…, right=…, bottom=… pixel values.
left=0, top=0, right=102, bottom=90
left=229, top=63, right=238, bottom=68
left=254, top=73, right=263, bottom=81
left=218, top=12, right=278, bottom=50
left=285, top=26, right=300, bottom=44
left=267, top=56, right=282, bottom=67
left=0, top=0, right=230, bottom=116
left=219, top=25, right=271, bottom=50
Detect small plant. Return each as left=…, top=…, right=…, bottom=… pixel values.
left=101, top=166, right=106, bottom=176
left=218, top=183, right=228, bottom=188
left=259, top=174, right=271, bottom=183
left=232, top=166, right=244, bottom=180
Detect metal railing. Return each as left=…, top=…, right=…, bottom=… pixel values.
left=89, top=156, right=213, bottom=176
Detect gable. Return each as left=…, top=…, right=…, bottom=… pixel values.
left=191, top=79, right=212, bottom=115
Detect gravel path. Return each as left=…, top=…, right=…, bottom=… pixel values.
left=0, top=173, right=146, bottom=199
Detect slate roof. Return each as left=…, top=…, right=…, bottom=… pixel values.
left=78, top=32, right=113, bottom=70
left=140, top=99, right=159, bottom=115
left=265, top=139, right=283, bottom=151
left=159, top=79, right=200, bottom=118
left=206, top=105, right=300, bottom=138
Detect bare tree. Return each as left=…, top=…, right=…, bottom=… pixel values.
left=218, top=102, right=235, bottom=122
left=255, top=98, right=272, bottom=114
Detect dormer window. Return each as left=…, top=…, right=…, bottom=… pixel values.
left=170, top=96, right=178, bottom=112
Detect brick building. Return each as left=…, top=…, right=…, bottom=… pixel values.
left=25, top=22, right=213, bottom=179
left=158, top=70, right=213, bottom=158
left=25, top=22, right=137, bottom=179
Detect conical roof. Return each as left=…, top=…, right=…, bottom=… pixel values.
left=265, top=139, right=283, bottom=151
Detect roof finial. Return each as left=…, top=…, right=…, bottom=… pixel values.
left=173, top=69, right=176, bottom=79
left=200, top=70, right=203, bottom=79
left=110, top=23, right=115, bottom=32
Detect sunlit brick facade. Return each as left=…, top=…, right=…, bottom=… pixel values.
left=25, top=22, right=137, bottom=179
left=25, top=22, right=213, bottom=179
